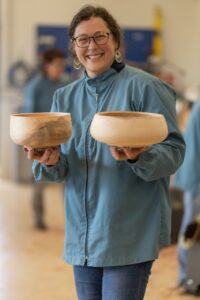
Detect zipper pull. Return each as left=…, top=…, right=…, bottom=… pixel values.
left=95, top=93, right=99, bottom=102
left=84, top=256, right=88, bottom=266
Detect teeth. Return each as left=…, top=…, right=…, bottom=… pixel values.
left=87, top=54, right=102, bottom=59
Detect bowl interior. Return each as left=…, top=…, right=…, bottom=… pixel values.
left=95, top=111, right=162, bottom=118
left=11, top=112, right=70, bottom=118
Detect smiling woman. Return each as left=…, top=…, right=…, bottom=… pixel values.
left=24, top=5, right=185, bottom=300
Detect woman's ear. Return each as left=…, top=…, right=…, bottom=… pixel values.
left=69, top=41, right=76, bottom=57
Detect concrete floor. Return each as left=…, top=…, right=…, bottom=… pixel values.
left=0, top=179, right=197, bottom=300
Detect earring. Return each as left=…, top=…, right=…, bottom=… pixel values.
left=73, top=57, right=81, bottom=70
left=115, top=49, right=122, bottom=63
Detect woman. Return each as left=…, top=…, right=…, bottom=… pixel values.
left=26, top=5, right=185, bottom=300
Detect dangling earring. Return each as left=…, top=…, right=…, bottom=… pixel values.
left=115, top=49, right=122, bottom=63
left=73, top=57, right=81, bottom=70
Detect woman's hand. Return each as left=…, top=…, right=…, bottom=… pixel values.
left=109, top=146, right=148, bottom=161
left=24, top=146, right=60, bottom=166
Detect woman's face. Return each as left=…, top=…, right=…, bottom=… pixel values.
left=73, top=17, right=117, bottom=78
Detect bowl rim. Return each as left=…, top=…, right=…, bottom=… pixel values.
left=94, top=111, right=164, bottom=118
left=11, top=112, right=71, bottom=118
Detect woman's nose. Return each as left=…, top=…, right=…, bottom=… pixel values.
left=88, top=37, right=98, bottom=49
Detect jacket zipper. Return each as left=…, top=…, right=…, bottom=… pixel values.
left=84, top=127, right=89, bottom=266
left=84, top=92, right=99, bottom=266
left=95, top=93, right=99, bottom=113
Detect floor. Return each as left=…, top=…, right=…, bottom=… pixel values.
left=0, top=179, right=198, bottom=300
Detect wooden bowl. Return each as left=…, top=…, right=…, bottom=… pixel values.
left=90, top=111, right=168, bottom=147
left=10, top=112, right=72, bottom=148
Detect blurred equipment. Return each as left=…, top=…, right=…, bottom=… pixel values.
left=123, top=29, right=154, bottom=69
left=180, top=215, right=200, bottom=249
left=152, top=6, right=163, bottom=59
left=159, top=60, right=186, bottom=96
left=184, top=85, right=200, bottom=103
left=147, top=6, right=186, bottom=98
left=146, top=6, right=163, bottom=77
left=8, top=60, right=33, bottom=89
left=185, top=240, right=200, bottom=295
left=170, top=188, right=184, bottom=244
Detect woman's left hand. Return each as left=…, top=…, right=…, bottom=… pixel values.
left=109, top=146, right=148, bottom=161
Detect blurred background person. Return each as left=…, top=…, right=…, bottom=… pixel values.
left=22, top=48, right=66, bottom=230
left=173, top=97, right=200, bottom=291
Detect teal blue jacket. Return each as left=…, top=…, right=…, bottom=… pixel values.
left=33, top=63, right=185, bottom=267
left=174, top=99, right=200, bottom=198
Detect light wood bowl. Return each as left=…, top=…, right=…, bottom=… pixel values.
left=90, top=111, right=168, bottom=147
left=10, top=112, right=72, bottom=148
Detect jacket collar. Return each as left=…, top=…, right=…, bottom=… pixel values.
left=111, top=60, right=125, bottom=72
left=84, top=60, right=125, bottom=90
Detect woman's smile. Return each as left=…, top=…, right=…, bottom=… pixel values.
left=86, top=52, right=104, bottom=61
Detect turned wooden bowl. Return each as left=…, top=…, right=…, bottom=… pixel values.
left=10, top=112, right=72, bottom=148
left=90, top=111, right=168, bottom=147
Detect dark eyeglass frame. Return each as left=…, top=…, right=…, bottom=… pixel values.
left=72, top=32, right=111, bottom=48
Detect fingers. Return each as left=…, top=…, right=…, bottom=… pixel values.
left=38, top=147, right=60, bottom=165
left=109, top=146, right=127, bottom=160
left=110, top=146, right=148, bottom=161
left=24, top=147, right=43, bottom=160
left=24, top=146, right=60, bottom=165
left=123, top=146, right=147, bottom=160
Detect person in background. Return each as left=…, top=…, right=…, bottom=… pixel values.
left=25, top=5, right=185, bottom=299
left=173, top=98, right=200, bottom=290
left=22, top=48, right=66, bottom=230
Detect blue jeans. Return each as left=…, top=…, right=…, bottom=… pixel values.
left=73, top=261, right=153, bottom=300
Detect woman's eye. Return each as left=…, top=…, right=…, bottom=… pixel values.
left=95, top=35, right=105, bottom=40
left=78, top=37, right=88, bottom=43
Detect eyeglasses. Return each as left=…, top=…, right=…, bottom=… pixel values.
left=72, top=32, right=110, bottom=48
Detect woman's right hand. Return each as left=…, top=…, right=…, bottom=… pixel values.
left=24, top=146, right=60, bottom=166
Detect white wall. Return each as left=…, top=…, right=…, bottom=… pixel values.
left=161, top=0, right=200, bottom=87
left=1, top=0, right=200, bottom=178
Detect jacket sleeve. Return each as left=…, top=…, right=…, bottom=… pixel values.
left=128, top=78, right=185, bottom=182
left=32, top=152, right=68, bottom=183
left=32, top=89, right=69, bottom=183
